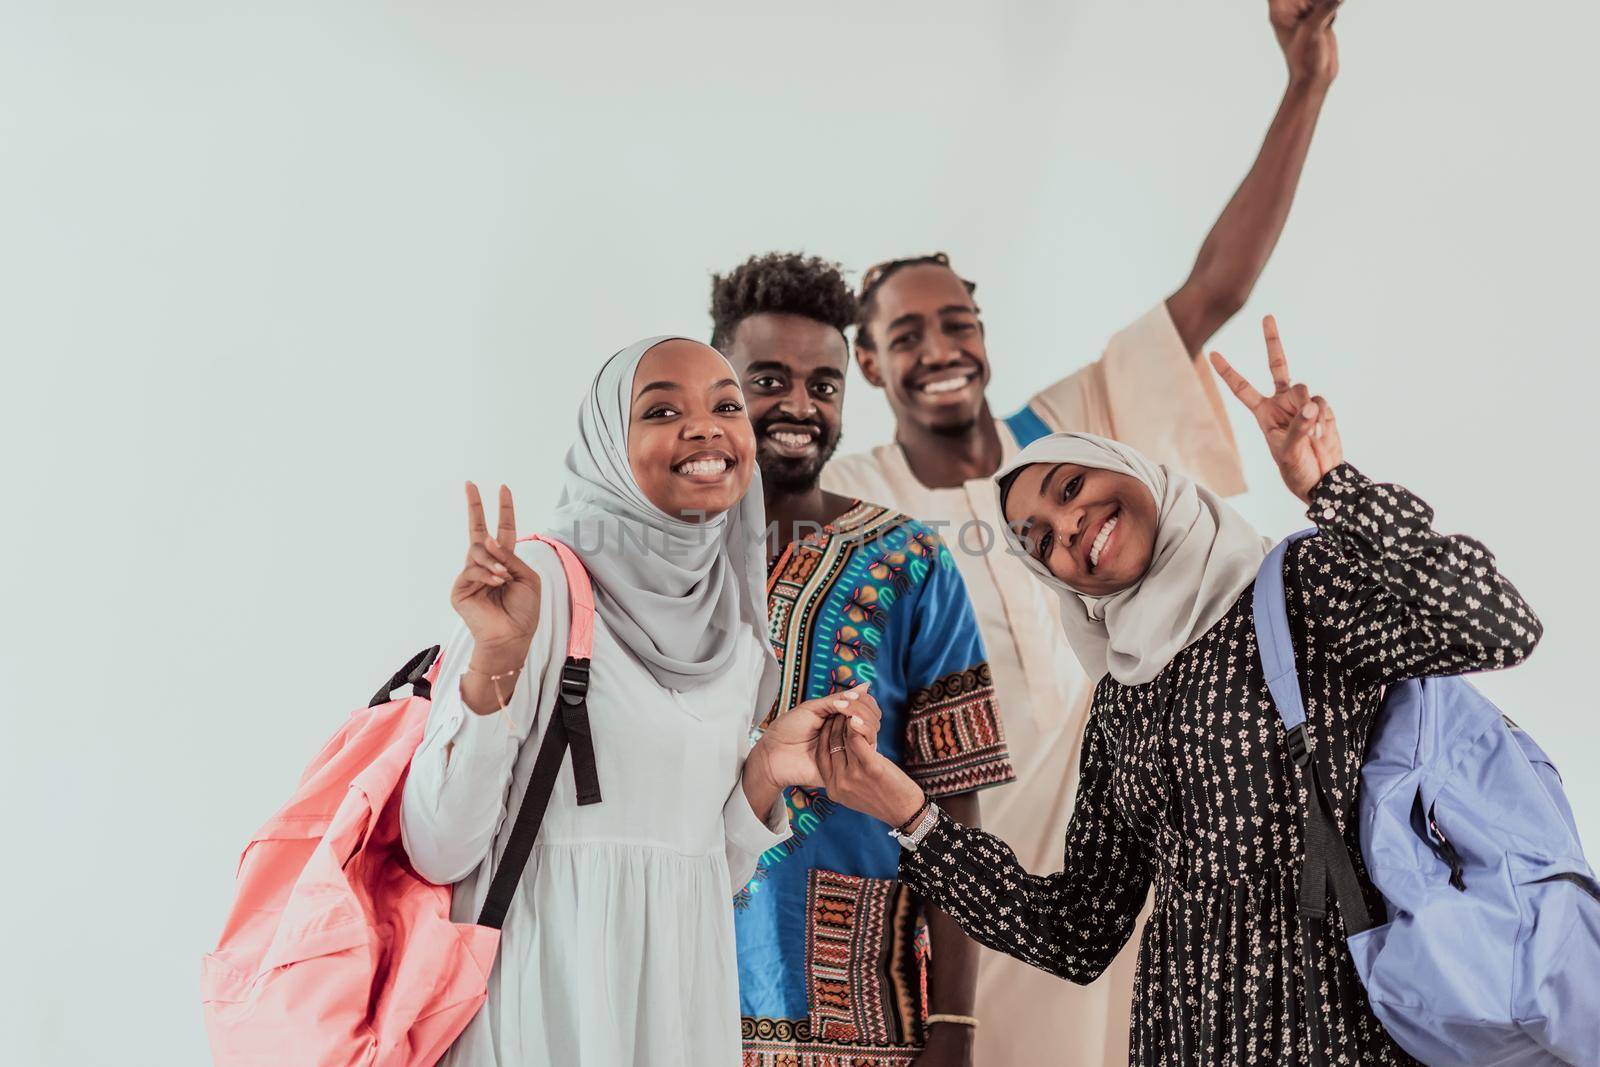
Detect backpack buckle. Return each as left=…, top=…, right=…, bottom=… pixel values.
left=1286, top=723, right=1311, bottom=768
left=559, top=658, right=591, bottom=706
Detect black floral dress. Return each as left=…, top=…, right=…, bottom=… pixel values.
left=898, top=464, right=1543, bottom=1065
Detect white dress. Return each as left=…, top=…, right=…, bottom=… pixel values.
left=401, top=539, right=790, bottom=1067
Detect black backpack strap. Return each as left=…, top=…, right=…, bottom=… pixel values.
left=558, top=658, right=602, bottom=806
left=1253, top=535, right=1375, bottom=937
left=477, top=653, right=603, bottom=930
left=1286, top=729, right=1375, bottom=935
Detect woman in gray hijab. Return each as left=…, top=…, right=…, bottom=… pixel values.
left=402, top=337, right=880, bottom=1067
left=814, top=317, right=1543, bottom=1065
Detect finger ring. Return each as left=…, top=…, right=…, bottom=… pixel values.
left=828, top=745, right=845, bottom=754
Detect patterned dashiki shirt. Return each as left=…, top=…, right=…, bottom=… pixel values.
left=736, top=500, right=1015, bottom=1067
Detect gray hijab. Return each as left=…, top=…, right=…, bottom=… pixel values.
left=544, top=336, right=777, bottom=700
left=994, top=432, right=1270, bottom=687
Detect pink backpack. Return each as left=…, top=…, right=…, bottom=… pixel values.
left=202, top=536, right=600, bottom=1067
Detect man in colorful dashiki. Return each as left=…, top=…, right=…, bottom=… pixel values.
left=711, top=252, right=1014, bottom=1067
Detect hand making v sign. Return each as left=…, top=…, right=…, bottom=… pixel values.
left=452, top=482, right=543, bottom=714
left=1209, top=315, right=1345, bottom=504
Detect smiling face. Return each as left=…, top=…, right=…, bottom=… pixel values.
left=856, top=263, right=989, bottom=435
left=627, top=339, right=756, bottom=522
left=722, top=312, right=848, bottom=495
left=1002, top=461, right=1160, bottom=595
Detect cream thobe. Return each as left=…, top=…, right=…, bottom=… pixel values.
left=822, top=304, right=1245, bottom=1067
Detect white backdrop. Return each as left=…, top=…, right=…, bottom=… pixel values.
left=3, top=2, right=1597, bottom=1063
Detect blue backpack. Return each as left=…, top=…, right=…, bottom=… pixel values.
left=1255, top=531, right=1600, bottom=1066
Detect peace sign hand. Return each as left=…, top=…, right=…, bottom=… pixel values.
left=1209, top=315, right=1344, bottom=504
left=451, top=482, right=542, bottom=666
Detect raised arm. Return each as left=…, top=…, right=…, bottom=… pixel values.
left=1165, top=0, right=1342, bottom=356
left=1298, top=464, right=1542, bottom=687
left=400, top=483, right=551, bottom=884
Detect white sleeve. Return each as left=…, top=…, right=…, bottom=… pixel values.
left=1029, top=303, right=1246, bottom=497
left=721, top=639, right=791, bottom=892
left=723, top=779, right=789, bottom=893
left=400, top=551, right=560, bottom=886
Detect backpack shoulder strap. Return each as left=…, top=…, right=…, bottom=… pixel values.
left=530, top=534, right=595, bottom=660
left=1252, top=529, right=1316, bottom=745
left=1252, top=529, right=1374, bottom=936
left=477, top=534, right=602, bottom=930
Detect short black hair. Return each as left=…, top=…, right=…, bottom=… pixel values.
left=709, top=252, right=857, bottom=353
left=854, top=251, right=978, bottom=351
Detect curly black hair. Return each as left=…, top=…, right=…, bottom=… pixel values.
left=709, top=252, right=857, bottom=353
left=854, top=252, right=978, bottom=351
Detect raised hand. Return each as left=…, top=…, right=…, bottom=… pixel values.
left=451, top=482, right=542, bottom=665
left=1271, top=0, right=1340, bottom=89
left=1209, top=315, right=1344, bottom=504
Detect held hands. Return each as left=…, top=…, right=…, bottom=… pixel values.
left=1210, top=315, right=1345, bottom=505
left=814, top=705, right=927, bottom=831
left=452, top=482, right=542, bottom=670
left=748, top=686, right=884, bottom=795
left=1270, top=0, right=1340, bottom=89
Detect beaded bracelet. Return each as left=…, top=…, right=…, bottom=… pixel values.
left=889, top=799, right=939, bottom=851
left=896, top=797, right=931, bottom=834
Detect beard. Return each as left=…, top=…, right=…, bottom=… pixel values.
left=929, top=416, right=980, bottom=438
left=755, top=423, right=842, bottom=495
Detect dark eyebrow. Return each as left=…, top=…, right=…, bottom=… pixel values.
left=885, top=312, right=923, bottom=336
left=937, top=304, right=978, bottom=317
left=1038, top=463, right=1067, bottom=499
left=635, top=377, right=739, bottom=400
left=743, top=361, right=791, bottom=377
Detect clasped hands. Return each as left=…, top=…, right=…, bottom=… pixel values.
left=748, top=682, right=927, bottom=830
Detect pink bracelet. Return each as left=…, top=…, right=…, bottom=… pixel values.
left=463, top=665, right=522, bottom=718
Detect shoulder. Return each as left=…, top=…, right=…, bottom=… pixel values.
left=512, top=538, right=571, bottom=605
left=820, top=444, right=901, bottom=499
left=842, top=506, right=954, bottom=569
left=1029, top=305, right=1178, bottom=407
left=1282, top=531, right=1345, bottom=586
left=512, top=537, right=561, bottom=573
left=897, top=515, right=957, bottom=571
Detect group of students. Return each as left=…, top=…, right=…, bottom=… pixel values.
left=395, top=4, right=1540, bottom=1065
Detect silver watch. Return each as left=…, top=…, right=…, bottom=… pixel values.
left=888, top=801, right=941, bottom=851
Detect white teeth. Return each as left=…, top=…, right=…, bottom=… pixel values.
left=1089, top=515, right=1118, bottom=567
left=921, top=375, right=970, bottom=395
left=771, top=432, right=814, bottom=448
left=675, top=458, right=729, bottom=476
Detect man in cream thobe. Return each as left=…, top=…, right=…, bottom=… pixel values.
left=823, top=305, right=1244, bottom=1066
left=821, top=3, right=1345, bottom=1055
